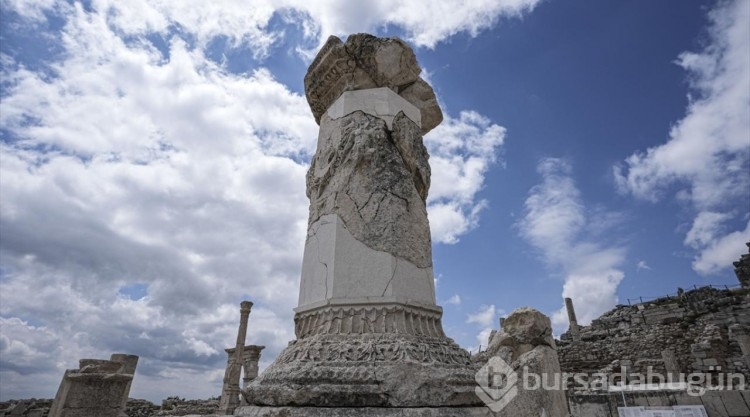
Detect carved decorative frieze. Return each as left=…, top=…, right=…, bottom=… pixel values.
left=294, top=303, right=446, bottom=339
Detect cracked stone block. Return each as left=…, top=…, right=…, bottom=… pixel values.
left=298, top=214, right=436, bottom=311
left=306, top=110, right=432, bottom=270
left=49, top=354, right=137, bottom=417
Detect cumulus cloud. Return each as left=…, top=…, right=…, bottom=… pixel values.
left=0, top=0, right=511, bottom=401
left=466, top=304, right=496, bottom=326
left=614, top=0, right=750, bottom=274
left=692, top=220, right=750, bottom=275
left=519, top=158, right=626, bottom=333
left=426, top=111, right=506, bottom=243
left=4, top=0, right=541, bottom=55
left=466, top=304, right=501, bottom=353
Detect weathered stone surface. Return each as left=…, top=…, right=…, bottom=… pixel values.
left=474, top=308, right=569, bottom=417
left=398, top=78, right=443, bottom=134
left=247, top=35, right=476, bottom=411
left=487, top=307, right=556, bottom=361
left=235, top=406, right=492, bottom=416
left=293, top=302, right=445, bottom=340
left=246, top=333, right=480, bottom=408
left=219, top=301, right=252, bottom=415
left=48, top=354, right=137, bottom=417
left=557, top=286, right=750, bottom=381
left=326, top=87, right=421, bottom=130
left=306, top=111, right=432, bottom=269
left=497, top=347, right=570, bottom=417
left=304, top=34, right=442, bottom=135
left=297, top=214, right=436, bottom=311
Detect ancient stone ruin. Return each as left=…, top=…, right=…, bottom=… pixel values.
left=218, top=301, right=253, bottom=414
left=241, top=33, right=487, bottom=416
left=48, top=353, right=138, bottom=417
left=558, top=287, right=750, bottom=416
left=475, top=307, right=570, bottom=417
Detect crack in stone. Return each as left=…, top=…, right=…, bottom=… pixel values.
left=381, top=258, right=398, bottom=297
left=309, top=219, right=330, bottom=299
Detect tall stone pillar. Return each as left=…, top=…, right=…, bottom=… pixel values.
left=219, top=300, right=253, bottom=414
left=243, top=34, right=483, bottom=415
left=225, top=345, right=266, bottom=390
left=564, top=297, right=580, bottom=340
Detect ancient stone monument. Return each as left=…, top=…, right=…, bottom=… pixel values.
left=48, top=353, right=138, bottom=417
left=241, top=34, right=485, bottom=416
left=219, top=300, right=253, bottom=414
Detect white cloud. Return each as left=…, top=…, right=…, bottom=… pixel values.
left=6, top=0, right=541, bottom=57
left=445, top=294, right=462, bottom=305
left=636, top=260, right=651, bottom=272
left=614, top=0, right=750, bottom=275
left=519, top=158, right=626, bottom=333
left=0, top=2, right=311, bottom=400
left=475, top=327, right=494, bottom=351
left=0, top=0, right=513, bottom=402
left=466, top=304, right=496, bottom=326
left=426, top=111, right=506, bottom=243
left=684, top=211, right=734, bottom=249
left=692, top=220, right=750, bottom=275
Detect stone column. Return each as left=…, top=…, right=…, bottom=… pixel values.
left=244, top=34, right=483, bottom=412
left=241, top=345, right=265, bottom=390
left=219, top=300, right=253, bottom=414
left=565, top=297, right=580, bottom=340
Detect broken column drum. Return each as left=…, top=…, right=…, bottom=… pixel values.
left=245, top=34, right=480, bottom=409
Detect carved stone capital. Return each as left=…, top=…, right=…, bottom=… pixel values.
left=304, top=34, right=442, bottom=134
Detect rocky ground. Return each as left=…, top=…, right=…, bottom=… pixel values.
left=0, top=396, right=220, bottom=417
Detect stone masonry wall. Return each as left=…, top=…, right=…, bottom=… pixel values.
left=557, top=286, right=750, bottom=380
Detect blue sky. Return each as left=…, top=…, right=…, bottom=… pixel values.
left=1, top=0, right=748, bottom=403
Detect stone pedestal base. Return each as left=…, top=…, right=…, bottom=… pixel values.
left=245, top=332, right=481, bottom=408
left=235, top=406, right=493, bottom=416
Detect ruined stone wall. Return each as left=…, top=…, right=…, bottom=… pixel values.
left=557, top=287, right=750, bottom=379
